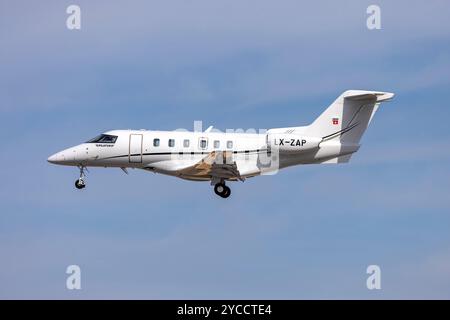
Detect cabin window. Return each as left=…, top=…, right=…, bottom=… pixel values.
left=153, top=138, right=160, bottom=147
left=214, top=140, right=220, bottom=149
left=86, top=134, right=118, bottom=144
left=227, top=141, right=233, bottom=149
left=199, top=138, right=208, bottom=149
left=168, top=139, right=175, bottom=147
left=183, top=139, right=190, bottom=148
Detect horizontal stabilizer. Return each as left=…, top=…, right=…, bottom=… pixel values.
left=345, top=92, right=394, bottom=102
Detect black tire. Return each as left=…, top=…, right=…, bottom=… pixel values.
left=214, top=183, right=225, bottom=196
left=222, top=186, right=231, bottom=198
left=75, top=179, right=85, bottom=189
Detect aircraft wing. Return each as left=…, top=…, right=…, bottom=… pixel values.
left=177, top=151, right=245, bottom=181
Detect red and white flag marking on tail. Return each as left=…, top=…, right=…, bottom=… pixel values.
left=332, top=118, right=339, bottom=125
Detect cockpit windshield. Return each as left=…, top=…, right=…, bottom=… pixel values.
left=86, top=134, right=118, bottom=144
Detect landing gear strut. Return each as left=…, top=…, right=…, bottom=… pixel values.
left=214, top=182, right=231, bottom=198
left=75, top=166, right=86, bottom=189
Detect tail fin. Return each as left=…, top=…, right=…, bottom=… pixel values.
left=305, top=90, right=394, bottom=145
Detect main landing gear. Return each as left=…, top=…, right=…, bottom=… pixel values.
left=214, top=182, right=231, bottom=198
left=75, top=166, right=87, bottom=189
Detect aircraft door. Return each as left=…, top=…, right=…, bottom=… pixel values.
left=129, top=134, right=143, bottom=163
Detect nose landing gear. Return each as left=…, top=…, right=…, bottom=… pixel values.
left=214, top=182, right=231, bottom=198
left=75, top=166, right=87, bottom=189
left=75, top=178, right=85, bottom=189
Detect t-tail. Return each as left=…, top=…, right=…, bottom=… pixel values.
left=305, top=90, right=394, bottom=163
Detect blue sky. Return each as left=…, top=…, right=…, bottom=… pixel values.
left=1, top=0, right=450, bottom=299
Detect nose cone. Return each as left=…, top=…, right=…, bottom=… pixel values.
left=47, top=152, right=65, bottom=164
left=48, top=145, right=88, bottom=165
left=47, top=147, right=76, bottom=165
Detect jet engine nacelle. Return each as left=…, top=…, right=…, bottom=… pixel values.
left=268, top=134, right=321, bottom=153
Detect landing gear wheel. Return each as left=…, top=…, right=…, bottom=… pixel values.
left=75, top=178, right=85, bottom=189
left=214, top=183, right=225, bottom=195
left=75, top=165, right=87, bottom=189
left=222, top=186, right=231, bottom=198
left=214, top=183, right=231, bottom=198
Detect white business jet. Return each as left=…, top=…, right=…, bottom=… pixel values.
left=48, top=90, right=394, bottom=198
